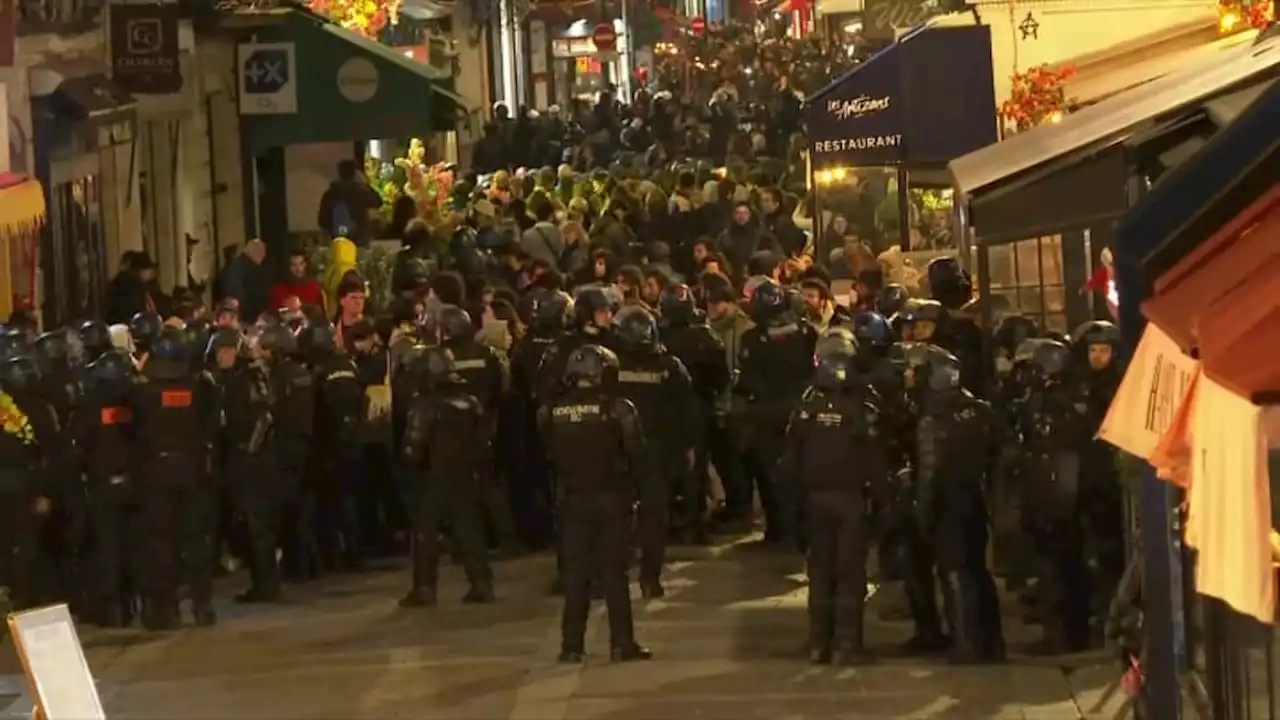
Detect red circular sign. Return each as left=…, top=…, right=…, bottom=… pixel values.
left=691, top=16, right=706, bottom=34
left=592, top=22, right=617, bottom=51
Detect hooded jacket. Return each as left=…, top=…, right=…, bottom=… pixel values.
left=323, top=237, right=359, bottom=316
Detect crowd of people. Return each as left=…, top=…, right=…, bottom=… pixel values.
left=0, top=173, right=1128, bottom=667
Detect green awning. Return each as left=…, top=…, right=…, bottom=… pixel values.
left=242, top=11, right=470, bottom=151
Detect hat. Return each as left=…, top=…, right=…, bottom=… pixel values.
left=129, top=252, right=156, bottom=271
left=473, top=198, right=496, bottom=219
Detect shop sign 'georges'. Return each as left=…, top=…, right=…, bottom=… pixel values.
left=812, top=94, right=903, bottom=153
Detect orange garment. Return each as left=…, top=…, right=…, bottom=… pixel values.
left=1149, top=369, right=1198, bottom=489
left=1182, top=375, right=1275, bottom=623
left=1098, top=323, right=1198, bottom=461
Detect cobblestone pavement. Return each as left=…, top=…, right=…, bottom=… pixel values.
left=2, top=539, right=1123, bottom=719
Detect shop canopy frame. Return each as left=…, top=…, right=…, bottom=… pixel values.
left=946, top=32, right=1280, bottom=334
left=239, top=10, right=478, bottom=152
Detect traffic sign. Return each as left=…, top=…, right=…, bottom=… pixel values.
left=238, top=42, right=297, bottom=115
left=592, top=22, right=617, bottom=52
left=691, top=15, right=706, bottom=35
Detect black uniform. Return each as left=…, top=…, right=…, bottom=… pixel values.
left=261, top=326, right=318, bottom=583
left=659, top=283, right=729, bottom=541
left=735, top=281, right=817, bottom=545
left=400, top=347, right=494, bottom=607
left=538, top=345, right=651, bottom=663
left=130, top=333, right=217, bottom=629
left=780, top=354, right=889, bottom=664
left=1015, top=338, right=1091, bottom=653
left=437, top=305, right=518, bottom=554
left=305, top=324, right=366, bottom=571
left=0, top=358, right=55, bottom=611
left=78, top=351, right=144, bottom=627
left=914, top=351, right=1005, bottom=662
left=612, top=306, right=696, bottom=597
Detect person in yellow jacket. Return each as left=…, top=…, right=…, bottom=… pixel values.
left=323, top=236, right=360, bottom=316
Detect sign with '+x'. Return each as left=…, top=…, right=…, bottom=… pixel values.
left=237, top=42, right=298, bottom=116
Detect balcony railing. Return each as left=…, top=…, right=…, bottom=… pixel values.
left=17, top=0, right=106, bottom=36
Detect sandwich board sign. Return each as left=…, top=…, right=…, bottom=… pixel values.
left=6, top=604, right=105, bottom=720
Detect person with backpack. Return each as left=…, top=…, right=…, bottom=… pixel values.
left=317, top=160, right=384, bottom=247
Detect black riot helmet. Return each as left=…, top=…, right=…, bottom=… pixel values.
left=926, top=256, right=973, bottom=310
left=995, top=315, right=1039, bottom=358
left=851, top=311, right=892, bottom=350
left=877, top=284, right=909, bottom=318
left=919, top=349, right=964, bottom=394
left=206, top=325, right=243, bottom=360
left=151, top=327, right=189, bottom=364
left=532, top=290, right=573, bottom=333
left=297, top=322, right=337, bottom=359
left=658, top=283, right=696, bottom=325
left=901, top=299, right=947, bottom=341
left=437, top=305, right=474, bottom=343
left=0, top=326, right=30, bottom=362
left=785, top=288, right=807, bottom=318
left=79, top=320, right=114, bottom=359
left=87, top=349, right=135, bottom=388
left=748, top=279, right=786, bottom=323
left=420, top=346, right=460, bottom=388
left=257, top=323, right=298, bottom=360
left=813, top=353, right=856, bottom=391
left=814, top=326, right=857, bottom=363
left=573, top=287, right=613, bottom=329
left=0, top=356, right=39, bottom=396
left=613, top=306, right=659, bottom=349
left=900, top=342, right=951, bottom=390
left=129, top=312, right=164, bottom=352
left=564, top=344, right=618, bottom=387
left=33, top=330, right=71, bottom=374
left=1015, top=338, right=1072, bottom=380
left=1071, top=320, right=1121, bottom=348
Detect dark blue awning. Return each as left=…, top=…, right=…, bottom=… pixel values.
left=1116, top=76, right=1280, bottom=284
left=806, top=22, right=998, bottom=170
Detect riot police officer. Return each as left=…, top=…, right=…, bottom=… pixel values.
left=129, top=311, right=164, bottom=364
left=538, top=345, right=652, bottom=664
left=300, top=322, right=366, bottom=572
left=780, top=350, right=889, bottom=665
left=400, top=346, right=495, bottom=608
left=734, top=279, right=817, bottom=546
left=658, top=283, right=728, bottom=543
left=222, top=330, right=280, bottom=603
left=1071, top=320, right=1124, bottom=618
left=437, top=304, right=518, bottom=555
left=612, top=306, right=695, bottom=598
left=536, top=286, right=615, bottom=405
left=0, top=356, right=53, bottom=610
left=510, top=288, right=572, bottom=549
left=259, top=325, right=317, bottom=583
left=78, top=349, right=142, bottom=627
left=130, top=327, right=217, bottom=629
left=79, top=320, right=115, bottom=363
left=1014, top=338, right=1090, bottom=654
left=914, top=349, right=1005, bottom=663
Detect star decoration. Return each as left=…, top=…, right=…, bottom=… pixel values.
left=1019, top=12, right=1040, bottom=40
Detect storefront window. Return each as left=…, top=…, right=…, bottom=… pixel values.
left=986, top=235, right=1067, bottom=333
left=43, top=176, right=105, bottom=324
left=812, top=166, right=958, bottom=267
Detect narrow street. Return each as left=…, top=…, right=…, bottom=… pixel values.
left=3, top=540, right=1120, bottom=719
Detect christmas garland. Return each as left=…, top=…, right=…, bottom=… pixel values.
left=1217, top=0, right=1275, bottom=31
left=308, top=0, right=402, bottom=38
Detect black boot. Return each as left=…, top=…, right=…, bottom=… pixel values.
left=809, top=646, right=831, bottom=665
left=399, top=586, right=437, bottom=608
left=558, top=647, right=586, bottom=664
left=944, top=572, right=981, bottom=664
left=462, top=581, right=495, bottom=604
left=192, top=603, right=218, bottom=627
left=640, top=579, right=665, bottom=599
left=610, top=643, right=653, bottom=662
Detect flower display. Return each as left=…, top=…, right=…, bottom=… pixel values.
left=308, top=0, right=402, bottom=37
left=0, top=392, right=35, bottom=446
left=999, top=64, right=1076, bottom=133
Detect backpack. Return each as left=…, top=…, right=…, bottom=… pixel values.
left=330, top=201, right=355, bottom=237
